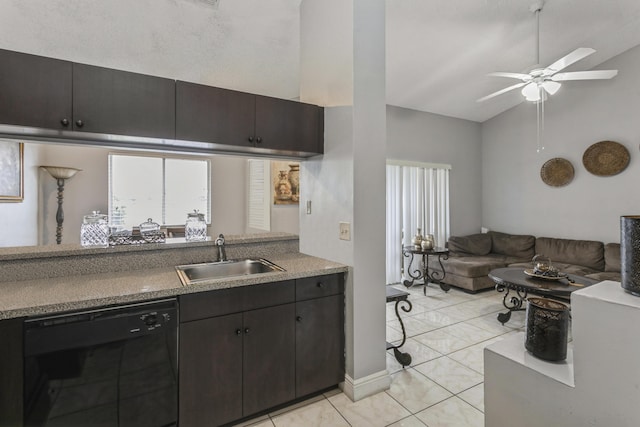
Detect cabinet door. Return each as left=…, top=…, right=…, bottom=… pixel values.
left=179, top=313, right=243, bottom=427
left=255, top=95, right=322, bottom=154
left=0, top=49, right=72, bottom=129
left=0, top=318, right=23, bottom=427
left=242, top=303, right=296, bottom=416
left=296, top=294, right=345, bottom=397
left=176, top=81, right=255, bottom=147
left=72, top=63, right=175, bottom=139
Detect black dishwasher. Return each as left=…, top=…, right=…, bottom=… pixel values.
left=23, top=299, right=178, bottom=427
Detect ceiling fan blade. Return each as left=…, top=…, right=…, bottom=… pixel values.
left=487, top=72, right=531, bottom=81
left=551, top=70, right=618, bottom=81
left=476, top=82, right=527, bottom=102
left=545, top=48, right=596, bottom=74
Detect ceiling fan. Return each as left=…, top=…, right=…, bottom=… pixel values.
left=477, top=0, right=618, bottom=103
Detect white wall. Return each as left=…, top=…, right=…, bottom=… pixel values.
left=482, top=44, right=640, bottom=244
left=0, top=141, right=41, bottom=246
left=386, top=105, right=483, bottom=236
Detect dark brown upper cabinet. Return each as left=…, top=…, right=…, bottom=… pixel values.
left=176, top=81, right=323, bottom=155
left=72, top=63, right=175, bottom=139
left=0, top=49, right=72, bottom=130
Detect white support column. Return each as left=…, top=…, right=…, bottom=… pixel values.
left=299, top=0, right=389, bottom=400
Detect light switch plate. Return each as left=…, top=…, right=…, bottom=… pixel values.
left=339, top=222, right=351, bottom=241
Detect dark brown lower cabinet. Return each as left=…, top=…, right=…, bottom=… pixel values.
left=179, top=275, right=344, bottom=427
left=243, top=304, right=295, bottom=415
left=295, top=294, right=345, bottom=397
left=179, top=303, right=296, bottom=427
left=179, top=313, right=243, bottom=427
left=0, top=318, right=23, bottom=427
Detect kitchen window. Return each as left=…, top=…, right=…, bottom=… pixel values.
left=108, top=153, right=211, bottom=228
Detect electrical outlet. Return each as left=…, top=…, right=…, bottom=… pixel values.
left=339, top=222, right=351, bottom=241
left=306, top=200, right=312, bottom=214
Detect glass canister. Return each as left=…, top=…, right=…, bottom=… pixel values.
left=139, top=218, right=161, bottom=242
left=185, top=210, right=207, bottom=241
left=81, top=211, right=109, bottom=248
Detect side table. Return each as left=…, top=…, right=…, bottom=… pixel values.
left=402, top=246, right=450, bottom=294
left=386, top=286, right=413, bottom=367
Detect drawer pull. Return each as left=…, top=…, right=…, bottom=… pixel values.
left=244, top=328, right=250, bottom=334
left=317, top=282, right=324, bottom=288
left=296, top=316, right=302, bottom=322
left=235, top=328, right=242, bottom=336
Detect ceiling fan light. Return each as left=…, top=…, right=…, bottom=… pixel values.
left=542, top=80, right=561, bottom=95
left=522, top=83, right=541, bottom=101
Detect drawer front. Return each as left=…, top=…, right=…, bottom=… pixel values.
left=243, top=280, right=295, bottom=312
left=180, top=280, right=295, bottom=322
left=179, top=287, right=243, bottom=322
left=296, top=274, right=344, bottom=301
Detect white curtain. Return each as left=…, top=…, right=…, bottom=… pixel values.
left=386, top=163, right=450, bottom=285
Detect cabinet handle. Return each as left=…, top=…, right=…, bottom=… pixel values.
left=60, top=118, right=69, bottom=127
left=75, top=119, right=84, bottom=128
left=256, top=137, right=263, bottom=144
left=244, top=328, right=250, bottom=334
left=248, top=136, right=254, bottom=143
left=235, top=328, right=242, bottom=336
left=296, top=316, right=302, bottom=322
left=317, top=282, right=324, bottom=288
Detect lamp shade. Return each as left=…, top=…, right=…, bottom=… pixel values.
left=40, top=166, right=82, bottom=180
left=521, top=82, right=541, bottom=101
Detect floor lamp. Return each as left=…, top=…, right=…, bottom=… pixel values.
left=40, top=166, right=81, bottom=244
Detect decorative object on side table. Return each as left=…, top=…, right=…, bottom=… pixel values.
left=421, top=234, right=435, bottom=251
left=412, top=228, right=423, bottom=249
left=525, top=297, right=570, bottom=361
left=40, top=165, right=81, bottom=244
left=583, top=140, right=630, bottom=176
left=621, top=215, right=640, bottom=296
left=540, top=157, right=574, bottom=187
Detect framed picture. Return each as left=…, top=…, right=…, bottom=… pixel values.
left=0, top=141, right=24, bottom=202
left=271, top=161, right=300, bottom=205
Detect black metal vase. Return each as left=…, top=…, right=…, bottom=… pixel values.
left=621, top=215, right=640, bottom=296
left=525, top=298, right=570, bottom=362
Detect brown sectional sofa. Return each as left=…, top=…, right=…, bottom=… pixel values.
left=431, top=231, right=621, bottom=292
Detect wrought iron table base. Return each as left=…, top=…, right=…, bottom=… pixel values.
left=402, top=248, right=450, bottom=294
left=495, top=283, right=528, bottom=324
left=386, top=287, right=413, bottom=367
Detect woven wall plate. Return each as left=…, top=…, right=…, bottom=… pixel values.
left=540, top=158, right=574, bottom=187
left=583, top=140, right=630, bottom=176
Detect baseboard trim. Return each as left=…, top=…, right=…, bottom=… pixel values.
left=340, top=370, right=391, bottom=401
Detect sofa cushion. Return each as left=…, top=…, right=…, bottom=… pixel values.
left=535, top=237, right=604, bottom=271
left=448, top=233, right=492, bottom=256
left=440, top=255, right=510, bottom=277
left=489, top=231, right=535, bottom=260
left=604, top=243, right=621, bottom=273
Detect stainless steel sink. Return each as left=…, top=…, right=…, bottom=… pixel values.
left=175, top=259, right=285, bottom=285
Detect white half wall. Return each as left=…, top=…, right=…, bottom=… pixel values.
left=386, top=105, right=483, bottom=236
left=482, top=44, right=640, bottom=243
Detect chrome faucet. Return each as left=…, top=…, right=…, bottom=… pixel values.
left=215, top=234, right=227, bottom=262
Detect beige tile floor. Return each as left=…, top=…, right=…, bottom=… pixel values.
left=236, top=284, right=526, bottom=427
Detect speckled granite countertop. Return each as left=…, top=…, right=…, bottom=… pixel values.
left=0, top=252, right=348, bottom=320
